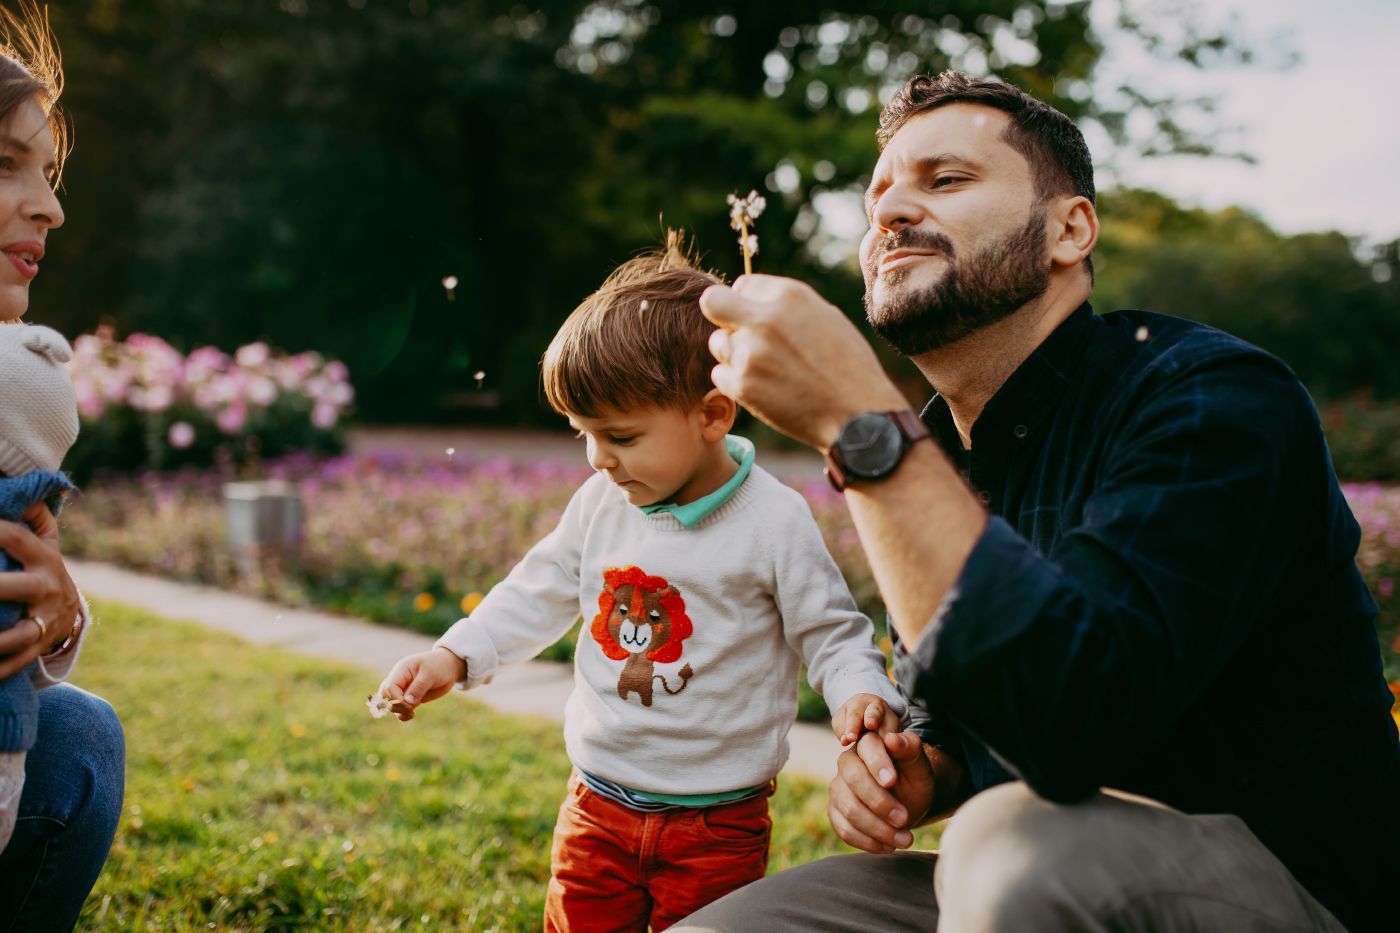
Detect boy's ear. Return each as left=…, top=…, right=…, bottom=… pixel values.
left=698, top=388, right=737, bottom=441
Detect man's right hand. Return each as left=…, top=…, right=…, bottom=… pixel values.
left=377, top=647, right=466, bottom=721
left=828, top=730, right=966, bottom=853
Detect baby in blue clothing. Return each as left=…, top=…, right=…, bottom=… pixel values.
left=0, top=322, right=79, bottom=850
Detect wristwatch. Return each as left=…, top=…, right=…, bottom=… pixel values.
left=824, top=410, right=931, bottom=492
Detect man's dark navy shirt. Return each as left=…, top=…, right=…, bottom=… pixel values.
left=892, top=303, right=1399, bottom=932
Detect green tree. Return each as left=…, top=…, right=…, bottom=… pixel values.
left=1094, top=188, right=1400, bottom=399
left=27, top=0, right=1247, bottom=422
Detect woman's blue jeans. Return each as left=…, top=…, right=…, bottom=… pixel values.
left=0, top=683, right=125, bottom=933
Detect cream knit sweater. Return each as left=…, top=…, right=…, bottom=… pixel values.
left=436, top=464, right=905, bottom=795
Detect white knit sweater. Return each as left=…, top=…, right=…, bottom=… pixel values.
left=435, top=463, right=905, bottom=795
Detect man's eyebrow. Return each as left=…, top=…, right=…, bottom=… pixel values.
left=0, top=136, right=30, bottom=155
left=866, top=152, right=978, bottom=215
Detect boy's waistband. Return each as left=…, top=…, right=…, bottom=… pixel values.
left=574, top=766, right=771, bottom=812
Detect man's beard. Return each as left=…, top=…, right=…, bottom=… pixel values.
left=863, top=204, right=1052, bottom=356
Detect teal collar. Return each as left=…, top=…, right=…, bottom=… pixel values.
left=638, top=435, right=754, bottom=528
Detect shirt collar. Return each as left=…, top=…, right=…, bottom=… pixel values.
left=638, top=435, right=755, bottom=528
left=922, top=301, right=1098, bottom=455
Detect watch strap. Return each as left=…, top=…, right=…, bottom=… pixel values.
left=824, top=410, right=931, bottom=492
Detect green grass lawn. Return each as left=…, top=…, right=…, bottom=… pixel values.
left=70, top=601, right=943, bottom=932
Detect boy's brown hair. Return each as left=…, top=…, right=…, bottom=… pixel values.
left=543, top=231, right=724, bottom=418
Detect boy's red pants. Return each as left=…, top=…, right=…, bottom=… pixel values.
left=544, top=771, right=773, bottom=932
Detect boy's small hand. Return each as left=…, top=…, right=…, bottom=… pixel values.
left=834, top=693, right=900, bottom=746
left=377, top=647, right=466, bottom=721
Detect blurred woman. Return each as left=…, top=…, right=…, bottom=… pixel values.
left=0, top=5, right=125, bottom=931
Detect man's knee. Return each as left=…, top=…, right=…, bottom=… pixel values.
left=935, top=782, right=1124, bottom=928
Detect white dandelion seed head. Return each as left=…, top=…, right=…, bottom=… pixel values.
left=639, top=299, right=649, bottom=310
left=738, top=233, right=760, bottom=256
left=727, top=190, right=768, bottom=230
left=1135, top=326, right=1150, bottom=342
left=474, top=371, right=486, bottom=381
left=366, top=694, right=392, bottom=718
left=441, top=275, right=458, bottom=290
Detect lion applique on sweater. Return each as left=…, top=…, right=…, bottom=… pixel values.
left=591, top=566, right=694, bottom=707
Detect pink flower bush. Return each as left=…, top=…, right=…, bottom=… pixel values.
left=66, top=328, right=354, bottom=435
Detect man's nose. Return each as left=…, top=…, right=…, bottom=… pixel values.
left=871, top=180, right=925, bottom=234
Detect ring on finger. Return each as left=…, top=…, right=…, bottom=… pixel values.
left=29, top=615, right=46, bottom=640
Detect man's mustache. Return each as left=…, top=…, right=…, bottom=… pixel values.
left=866, top=229, right=956, bottom=277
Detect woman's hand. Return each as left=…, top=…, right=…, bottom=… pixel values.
left=0, top=503, right=81, bottom=677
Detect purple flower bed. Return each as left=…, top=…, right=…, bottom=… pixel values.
left=60, top=460, right=1399, bottom=689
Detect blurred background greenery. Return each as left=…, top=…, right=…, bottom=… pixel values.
left=22, top=0, right=1396, bottom=452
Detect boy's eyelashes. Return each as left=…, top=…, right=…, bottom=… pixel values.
left=572, top=429, right=637, bottom=445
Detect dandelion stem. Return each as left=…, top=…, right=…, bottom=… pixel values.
left=741, top=220, right=752, bottom=275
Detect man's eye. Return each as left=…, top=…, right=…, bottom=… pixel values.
left=610, top=436, right=635, bottom=445
left=931, top=175, right=964, bottom=188
left=0, top=157, right=14, bottom=172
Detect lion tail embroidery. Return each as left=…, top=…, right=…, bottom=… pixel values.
left=654, top=662, right=694, bottom=696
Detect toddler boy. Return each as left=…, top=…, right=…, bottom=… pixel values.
left=379, top=236, right=905, bottom=931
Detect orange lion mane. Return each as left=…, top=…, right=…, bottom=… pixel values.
left=590, top=566, right=692, bottom=663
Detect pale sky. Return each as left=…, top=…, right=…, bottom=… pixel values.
left=1089, top=0, right=1400, bottom=243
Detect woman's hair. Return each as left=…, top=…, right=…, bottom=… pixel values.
left=0, top=1, right=66, bottom=183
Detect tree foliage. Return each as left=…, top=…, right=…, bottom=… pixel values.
left=1093, top=188, right=1400, bottom=400
left=30, top=0, right=1103, bottom=422
left=27, top=0, right=1341, bottom=426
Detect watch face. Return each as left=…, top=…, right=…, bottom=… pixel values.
left=838, top=413, right=904, bottom=479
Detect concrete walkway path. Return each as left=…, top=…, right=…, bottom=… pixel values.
left=67, top=559, right=845, bottom=783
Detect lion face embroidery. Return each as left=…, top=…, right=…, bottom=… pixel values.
left=591, top=566, right=694, bottom=707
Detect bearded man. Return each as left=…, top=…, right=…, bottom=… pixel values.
left=676, top=73, right=1398, bottom=933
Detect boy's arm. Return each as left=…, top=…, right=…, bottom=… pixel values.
left=772, top=496, right=907, bottom=721
left=432, top=477, right=597, bottom=690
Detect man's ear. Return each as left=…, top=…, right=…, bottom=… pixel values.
left=698, top=387, right=738, bottom=442
left=1049, top=195, right=1098, bottom=271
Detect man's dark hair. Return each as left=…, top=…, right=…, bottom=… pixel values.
left=878, top=72, right=1095, bottom=275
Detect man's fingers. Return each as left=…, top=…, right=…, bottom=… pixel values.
left=699, top=283, right=755, bottom=330
left=839, top=740, right=907, bottom=832
left=827, top=800, right=895, bottom=854
left=856, top=730, right=899, bottom=788
left=828, top=771, right=912, bottom=851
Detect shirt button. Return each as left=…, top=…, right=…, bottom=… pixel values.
left=978, top=490, right=991, bottom=504
left=1013, top=424, right=1029, bottom=439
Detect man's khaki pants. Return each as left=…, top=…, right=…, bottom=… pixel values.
left=672, top=782, right=1348, bottom=932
